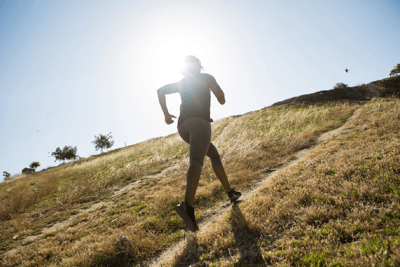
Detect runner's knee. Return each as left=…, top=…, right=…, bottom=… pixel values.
left=190, top=160, right=204, bottom=170
left=206, top=143, right=222, bottom=166
left=210, top=155, right=222, bottom=167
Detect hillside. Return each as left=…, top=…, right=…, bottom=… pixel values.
left=272, top=75, right=400, bottom=106
left=1, top=75, right=400, bottom=267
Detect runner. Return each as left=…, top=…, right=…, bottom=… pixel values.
left=157, top=55, right=241, bottom=232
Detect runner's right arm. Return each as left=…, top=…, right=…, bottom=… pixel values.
left=157, top=83, right=179, bottom=124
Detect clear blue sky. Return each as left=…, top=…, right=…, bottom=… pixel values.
left=1, top=0, right=399, bottom=182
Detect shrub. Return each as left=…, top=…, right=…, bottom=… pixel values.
left=92, top=132, right=115, bottom=153
left=390, top=63, right=400, bottom=76
left=3, top=171, right=10, bottom=179
left=29, top=162, right=40, bottom=169
left=333, top=82, right=348, bottom=89
left=51, top=146, right=78, bottom=163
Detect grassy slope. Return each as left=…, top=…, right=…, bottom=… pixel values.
left=0, top=100, right=359, bottom=266
left=171, top=97, right=400, bottom=267
left=1, top=75, right=399, bottom=266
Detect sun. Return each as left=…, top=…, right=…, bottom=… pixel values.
left=151, top=35, right=207, bottom=84
left=137, top=16, right=215, bottom=88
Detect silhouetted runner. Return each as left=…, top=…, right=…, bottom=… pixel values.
left=157, top=56, right=241, bottom=232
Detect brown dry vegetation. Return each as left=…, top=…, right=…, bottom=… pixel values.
left=167, top=97, right=400, bottom=266
left=0, top=96, right=361, bottom=266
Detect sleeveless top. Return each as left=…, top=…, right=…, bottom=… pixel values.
left=177, top=73, right=215, bottom=127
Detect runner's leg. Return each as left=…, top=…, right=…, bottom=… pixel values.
left=178, top=118, right=211, bottom=207
left=206, top=143, right=232, bottom=193
left=184, top=166, right=201, bottom=207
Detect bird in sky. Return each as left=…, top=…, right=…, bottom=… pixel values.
left=345, top=68, right=349, bottom=73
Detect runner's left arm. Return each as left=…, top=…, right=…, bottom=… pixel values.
left=209, top=76, right=225, bottom=105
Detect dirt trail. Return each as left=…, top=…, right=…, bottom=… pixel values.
left=146, top=108, right=361, bottom=267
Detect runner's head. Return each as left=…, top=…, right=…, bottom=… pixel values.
left=180, top=55, right=203, bottom=77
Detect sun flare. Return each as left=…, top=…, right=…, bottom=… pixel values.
left=139, top=17, right=216, bottom=87
left=151, top=37, right=207, bottom=83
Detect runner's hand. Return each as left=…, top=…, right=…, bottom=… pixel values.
left=164, top=114, right=176, bottom=125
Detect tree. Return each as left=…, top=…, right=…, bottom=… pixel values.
left=333, top=82, right=348, bottom=89
left=390, top=64, right=400, bottom=76
left=51, top=146, right=78, bottom=163
left=29, top=162, right=40, bottom=169
left=92, top=132, right=115, bottom=153
left=3, top=171, right=10, bottom=179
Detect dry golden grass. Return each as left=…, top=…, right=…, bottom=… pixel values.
left=166, top=97, right=400, bottom=266
left=0, top=101, right=360, bottom=266
left=0, top=174, right=59, bottom=220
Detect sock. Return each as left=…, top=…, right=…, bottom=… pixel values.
left=186, top=204, right=196, bottom=225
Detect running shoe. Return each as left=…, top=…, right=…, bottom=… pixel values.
left=175, top=202, right=199, bottom=232
left=228, top=188, right=242, bottom=203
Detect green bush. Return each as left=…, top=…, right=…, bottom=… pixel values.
left=3, top=171, right=10, bottom=179
left=92, top=132, right=115, bottom=153
left=29, top=162, right=40, bottom=169
left=333, top=82, right=348, bottom=89
left=390, top=63, right=400, bottom=76
left=51, top=146, right=78, bottom=163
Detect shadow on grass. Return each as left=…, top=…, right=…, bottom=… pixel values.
left=172, top=203, right=267, bottom=266
left=172, top=233, right=200, bottom=267
left=230, top=203, right=266, bottom=267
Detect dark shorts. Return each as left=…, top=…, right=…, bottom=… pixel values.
left=178, top=116, right=222, bottom=170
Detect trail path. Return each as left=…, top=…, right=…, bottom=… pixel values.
left=3, top=108, right=361, bottom=262
left=146, top=108, right=361, bottom=267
